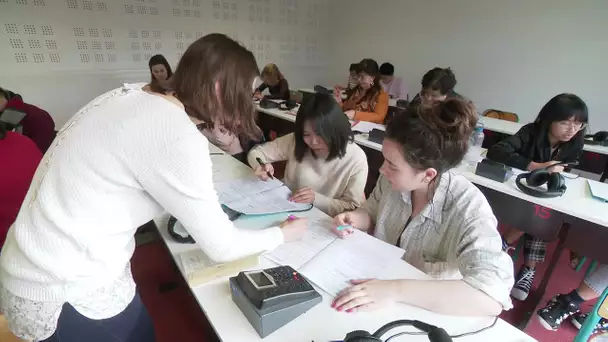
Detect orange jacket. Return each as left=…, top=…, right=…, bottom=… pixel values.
left=342, top=89, right=389, bottom=124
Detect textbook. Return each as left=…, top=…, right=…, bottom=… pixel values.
left=214, top=176, right=313, bottom=215
left=179, top=249, right=261, bottom=287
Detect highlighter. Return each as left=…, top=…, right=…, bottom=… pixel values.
left=336, top=225, right=353, bottom=231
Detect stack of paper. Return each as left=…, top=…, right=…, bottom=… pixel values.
left=266, top=218, right=405, bottom=296
left=179, top=249, right=261, bottom=287
left=214, top=177, right=312, bottom=215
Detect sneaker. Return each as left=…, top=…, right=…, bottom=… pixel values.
left=502, top=238, right=515, bottom=253
left=511, top=266, right=535, bottom=301
left=571, top=312, right=608, bottom=333
left=537, top=294, right=580, bottom=331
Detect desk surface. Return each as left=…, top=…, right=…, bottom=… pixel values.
left=154, top=153, right=535, bottom=342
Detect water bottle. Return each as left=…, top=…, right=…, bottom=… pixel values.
left=465, top=123, right=485, bottom=165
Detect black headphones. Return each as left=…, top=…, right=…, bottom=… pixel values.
left=515, top=162, right=576, bottom=198
left=585, top=131, right=608, bottom=146
left=344, top=320, right=452, bottom=342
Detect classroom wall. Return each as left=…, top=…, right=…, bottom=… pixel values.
left=0, top=0, right=330, bottom=127
left=327, top=0, right=608, bottom=131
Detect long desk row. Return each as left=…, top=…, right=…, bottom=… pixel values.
left=255, top=105, right=608, bottom=330
left=154, top=153, right=536, bottom=342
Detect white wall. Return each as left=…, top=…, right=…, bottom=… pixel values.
left=328, top=0, right=608, bottom=131
left=0, top=0, right=330, bottom=127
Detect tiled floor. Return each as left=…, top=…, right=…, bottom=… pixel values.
left=131, top=233, right=597, bottom=342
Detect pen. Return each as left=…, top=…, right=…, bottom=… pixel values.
left=287, top=215, right=297, bottom=221
left=256, top=157, right=274, bottom=179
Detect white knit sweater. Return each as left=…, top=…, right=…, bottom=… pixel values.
left=0, top=83, right=284, bottom=305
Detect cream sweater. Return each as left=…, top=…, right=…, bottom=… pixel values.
left=0, top=84, right=284, bottom=305
left=247, top=133, right=368, bottom=216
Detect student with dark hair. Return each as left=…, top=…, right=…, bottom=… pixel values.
left=537, top=264, right=607, bottom=332
left=336, top=63, right=360, bottom=91
left=409, top=67, right=461, bottom=106
left=330, top=99, right=514, bottom=316
left=199, top=121, right=264, bottom=165
left=0, top=87, right=55, bottom=153
left=248, top=92, right=368, bottom=216
left=0, top=124, right=42, bottom=251
left=0, top=34, right=307, bottom=342
left=379, top=62, right=407, bottom=99
left=142, top=54, right=173, bottom=92
left=254, top=63, right=290, bottom=100
left=487, top=93, right=588, bottom=302
left=335, top=59, right=389, bottom=124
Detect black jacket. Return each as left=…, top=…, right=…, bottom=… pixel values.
left=487, top=123, right=584, bottom=170
left=256, top=78, right=290, bottom=100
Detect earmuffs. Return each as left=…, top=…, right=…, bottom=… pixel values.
left=515, top=169, right=567, bottom=198
left=585, top=131, right=608, bottom=146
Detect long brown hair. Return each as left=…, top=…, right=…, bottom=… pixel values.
left=347, top=59, right=383, bottom=107
left=157, top=33, right=260, bottom=140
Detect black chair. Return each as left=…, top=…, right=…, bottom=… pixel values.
left=395, top=99, right=409, bottom=108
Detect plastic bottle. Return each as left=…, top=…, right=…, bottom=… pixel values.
left=465, top=123, right=485, bottom=164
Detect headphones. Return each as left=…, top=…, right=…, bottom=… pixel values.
left=585, top=131, right=608, bottom=146
left=515, top=162, right=576, bottom=198
left=344, top=320, right=452, bottom=342
left=259, top=97, right=298, bottom=111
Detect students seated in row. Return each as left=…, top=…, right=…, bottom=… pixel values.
left=248, top=93, right=368, bottom=217
left=143, top=54, right=173, bottom=92
left=199, top=122, right=264, bottom=165
left=0, top=87, right=55, bottom=153
left=335, top=59, right=389, bottom=124
left=487, top=93, right=588, bottom=301
left=330, top=99, right=513, bottom=316
left=0, top=124, right=42, bottom=251
left=379, top=62, right=407, bottom=99
left=409, top=67, right=461, bottom=106
left=254, top=63, right=290, bottom=101
left=537, top=264, right=607, bottom=333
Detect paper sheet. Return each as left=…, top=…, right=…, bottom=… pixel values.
left=351, top=121, right=386, bottom=134
left=299, top=230, right=405, bottom=296
left=211, top=155, right=251, bottom=183
left=180, top=249, right=215, bottom=275
left=214, top=177, right=284, bottom=204
left=225, top=185, right=312, bottom=215
left=265, top=216, right=337, bottom=269
left=588, top=179, right=608, bottom=202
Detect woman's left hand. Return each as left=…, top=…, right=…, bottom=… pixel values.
left=332, top=279, right=398, bottom=313
left=289, top=187, right=315, bottom=204
left=345, top=110, right=356, bottom=119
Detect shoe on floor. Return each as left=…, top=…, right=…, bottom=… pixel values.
left=537, top=294, right=580, bottom=331
left=511, top=266, right=535, bottom=301
left=502, top=238, right=515, bottom=254
left=571, top=312, right=608, bottom=333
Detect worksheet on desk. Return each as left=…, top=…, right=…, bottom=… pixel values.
left=265, top=216, right=337, bottom=269
left=214, top=177, right=284, bottom=204
left=225, top=185, right=312, bottom=215
left=299, top=230, right=405, bottom=296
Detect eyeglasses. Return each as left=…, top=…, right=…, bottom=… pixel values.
left=558, top=121, right=587, bottom=131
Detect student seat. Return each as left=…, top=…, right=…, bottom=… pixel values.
left=574, top=286, right=608, bottom=342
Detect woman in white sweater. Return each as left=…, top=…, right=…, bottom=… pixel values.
left=248, top=92, right=369, bottom=217
left=0, top=34, right=306, bottom=342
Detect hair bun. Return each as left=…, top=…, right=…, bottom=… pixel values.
left=420, top=99, right=477, bottom=142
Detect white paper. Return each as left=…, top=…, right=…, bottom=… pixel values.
left=180, top=249, right=214, bottom=275
left=225, top=185, right=312, bottom=215
left=299, top=230, right=405, bottom=296
left=211, top=155, right=251, bottom=183
left=214, top=177, right=284, bottom=204
left=351, top=121, right=386, bottom=134
left=265, top=216, right=337, bottom=269
left=588, top=179, right=608, bottom=201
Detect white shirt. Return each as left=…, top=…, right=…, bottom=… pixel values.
left=0, top=84, right=284, bottom=340
left=360, top=171, right=514, bottom=309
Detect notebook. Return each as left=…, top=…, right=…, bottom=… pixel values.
left=265, top=217, right=406, bottom=296
left=588, top=180, right=608, bottom=203
left=214, top=177, right=313, bottom=215
left=179, top=249, right=261, bottom=287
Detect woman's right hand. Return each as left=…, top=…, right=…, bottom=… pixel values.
left=333, top=87, right=343, bottom=104
left=253, top=164, right=275, bottom=181
left=253, top=91, right=263, bottom=101
left=279, top=217, right=307, bottom=242
left=332, top=211, right=367, bottom=238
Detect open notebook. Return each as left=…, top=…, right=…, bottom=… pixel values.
left=265, top=217, right=405, bottom=296
left=214, top=177, right=313, bottom=215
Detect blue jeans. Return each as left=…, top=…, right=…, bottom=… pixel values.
left=41, top=292, right=155, bottom=342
